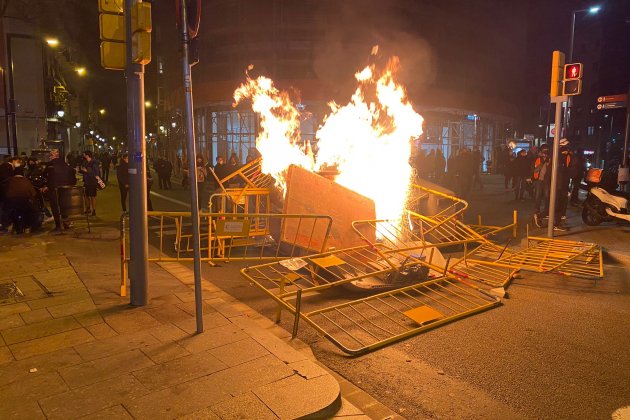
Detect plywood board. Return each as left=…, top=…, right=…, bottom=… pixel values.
left=283, top=165, right=376, bottom=250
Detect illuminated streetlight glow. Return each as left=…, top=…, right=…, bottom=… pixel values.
left=89, top=130, right=94, bottom=135
left=588, top=6, right=601, bottom=14
left=171, top=121, right=177, bottom=128
left=75, top=122, right=82, bottom=128
left=75, top=67, right=86, bottom=76
left=145, top=100, right=152, bottom=108
left=99, top=108, right=106, bottom=115
left=112, top=136, right=117, bottom=140
left=45, top=38, right=59, bottom=47
left=56, top=110, right=65, bottom=118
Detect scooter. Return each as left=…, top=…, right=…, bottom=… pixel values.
left=581, top=168, right=630, bottom=226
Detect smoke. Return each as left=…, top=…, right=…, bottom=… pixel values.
left=312, top=0, right=436, bottom=102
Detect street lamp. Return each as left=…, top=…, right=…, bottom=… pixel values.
left=569, top=5, right=601, bottom=62
left=145, top=100, right=152, bottom=108
left=99, top=108, right=106, bottom=115
left=45, top=37, right=59, bottom=47
left=56, top=110, right=65, bottom=118
left=75, top=67, right=86, bottom=76
left=75, top=122, right=81, bottom=128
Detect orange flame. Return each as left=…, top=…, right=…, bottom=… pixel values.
left=233, top=49, right=423, bottom=223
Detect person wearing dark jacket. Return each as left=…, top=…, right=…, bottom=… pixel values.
left=79, top=150, right=100, bottom=216
left=513, top=149, right=531, bottom=201
left=43, top=149, right=77, bottom=232
left=117, top=153, right=129, bottom=212
left=2, top=166, right=38, bottom=232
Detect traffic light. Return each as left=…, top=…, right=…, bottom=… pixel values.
left=562, top=63, right=583, bottom=96
left=98, top=0, right=152, bottom=70
left=99, top=0, right=125, bottom=70
left=550, top=51, right=565, bottom=98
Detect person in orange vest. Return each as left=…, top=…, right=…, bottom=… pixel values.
left=531, top=144, right=550, bottom=228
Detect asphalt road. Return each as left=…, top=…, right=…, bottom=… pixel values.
left=140, top=174, right=630, bottom=419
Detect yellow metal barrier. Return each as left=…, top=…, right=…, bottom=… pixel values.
left=119, top=211, right=333, bottom=296
left=467, top=210, right=518, bottom=239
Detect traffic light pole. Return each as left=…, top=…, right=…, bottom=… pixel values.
left=125, top=0, right=149, bottom=306
left=180, top=0, right=204, bottom=333
left=547, top=96, right=567, bottom=238
left=621, top=86, right=630, bottom=192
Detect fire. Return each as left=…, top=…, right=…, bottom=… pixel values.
left=233, top=49, right=424, bottom=223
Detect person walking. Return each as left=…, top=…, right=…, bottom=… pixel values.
left=79, top=150, right=100, bottom=216
left=116, top=153, right=129, bottom=212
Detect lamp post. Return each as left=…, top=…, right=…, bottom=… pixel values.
left=565, top=6, right=601, bottom=136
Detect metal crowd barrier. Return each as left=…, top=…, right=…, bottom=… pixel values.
left=119, top=211, right=333, bottom=296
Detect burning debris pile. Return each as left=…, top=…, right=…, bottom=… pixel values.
left=233, top=47, right=423, bottom=224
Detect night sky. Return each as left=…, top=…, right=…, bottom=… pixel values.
left=28, top=0, right=630, bottom=138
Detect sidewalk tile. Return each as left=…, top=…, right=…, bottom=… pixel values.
left=26, top=291, right=92, bottom=311
left=231, top=316, right=308, bottom=364
left=73, top=330, right=159, bottom=361
left=0, top=345, right=14, bottom=365
left=178, top=323, right=248, bottom=353
left=204, top=297, right=244, bottom=318
left=59, top=349, right=155, bottom=388
left=1, top=316, right=82, bottom=345
left=0, top=371, right=68, bottom=402
left=176, top=300, right=216, bottom=317
left=145, top=303, right=192, bottom=323
left=47, top=299, right=97, bottom=318
left=146, top=323, right=189, bottom=343
left=0, top=313, right=24, bottom=330
left=140, top=341, right=190, bottom=364
left=0, top=302, right=30, bottom=317
left=124, top=383, right=228, bottom=419
left=174, top=290, right=196, bottom=302
left=73, top=310, right=105, bottom=327
left=146, top=293, right=186, bottom=308
left=9, top=328, right=94, bottom=360
left=104, top=309, right=162, bottom=334
left=208, top=337, right=270, bottom=367
left=77, top=404, right=133, bottom=419
left=288, top=359, right=329, bottom=380
left=333, top=398, right=366, bottom=417
left=86, top=322, right=119, bottom=340
left=172, top=311, right=231, bottom=334
left=0, top=398, right=45, bottom=420
left=20, top=308, right=53, bottom=324
left=39, top=374, right=151, bottom=420
left=0, top=347, right=82, bottom=387
left=176, top=407, right=221, bottom=420
left=210, top=392, right=278, bottom=420
left=132, top=349, right=226, bottom=390
left=254, top=374, right=340, bottom=419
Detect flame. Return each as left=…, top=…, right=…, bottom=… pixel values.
left=233, top=49, right=423, bottom=223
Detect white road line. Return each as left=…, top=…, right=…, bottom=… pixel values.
left=150, top=191, right=190, bottom=207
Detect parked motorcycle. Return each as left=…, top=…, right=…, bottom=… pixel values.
left=581, top=168, right=630, bottom=226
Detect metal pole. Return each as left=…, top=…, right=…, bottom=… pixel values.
left=125, top=0, right=149, bottom=306
left=180, top=0, right=204, bottom=334
left=565, top=11, right=577, bottom=138
left=547, top=98, right=564, bottom=237
left=6, top=35, right=18, bottom=154
left=1, top=67, right=10, bottom=153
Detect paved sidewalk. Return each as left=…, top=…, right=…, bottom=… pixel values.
left=0, top=231, right=352, bottom=419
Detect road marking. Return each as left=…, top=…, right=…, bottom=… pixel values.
left=150, top=191, right=190, bottom=207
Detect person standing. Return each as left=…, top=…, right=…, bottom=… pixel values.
left=569, top=148, right=586, bottom=206
left=513, top=149, right=530, bottom=201
left=116, top=153, right=129, bottom=212
left=163, top=157, right=173, bottom=189
left=79, top=150, right=100, bottom=216
left=101, top=152, right=112, bottom=183
left=434, top=150, right=446, bottom=184
left=42, top=149, right=76, bottom=233
left=531, top=145, right=550, bottom=228
left=155, top=156, right=166, bottom=189
left=194, top=155, right=208, bottom=210
left=472, top=147, right=484, bottom=190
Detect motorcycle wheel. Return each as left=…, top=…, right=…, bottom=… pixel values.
left=582, top=205, right=603, bottom=226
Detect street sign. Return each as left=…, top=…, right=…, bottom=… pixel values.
left=596, top=101, right=627, bottom=110
left=597, top=94, right=628, bottom=103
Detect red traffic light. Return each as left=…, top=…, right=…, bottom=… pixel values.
left=564, top=63, right=583, bottom=80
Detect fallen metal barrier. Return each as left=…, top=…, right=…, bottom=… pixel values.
left=119, top=211, right=333, bottom=296
left=497, top=235, right=603, bottom=279
left=467, top=211, right=518, bottom=239
left=241, top=246, right=500, bottom=355
left=209, top=188, right=271, bottom=215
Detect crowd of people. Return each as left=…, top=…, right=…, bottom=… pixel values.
left=0, top=148, right=254, bottom=234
